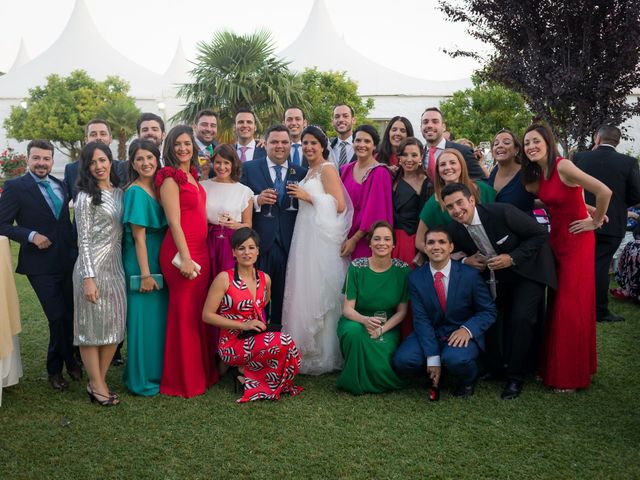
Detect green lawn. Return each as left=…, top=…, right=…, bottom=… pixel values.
left=1, top=242, right=639, bottom=479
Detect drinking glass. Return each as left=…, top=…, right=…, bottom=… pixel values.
left=286, top=180, right=299, bottom=211
left=373, top=311, right=387, bottom=342
left=264, top=188, right=277, bottom=218
left=217, top=212, right=230, bottom=238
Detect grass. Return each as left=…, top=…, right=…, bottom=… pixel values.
left=1, top=241, right=639, bottom=479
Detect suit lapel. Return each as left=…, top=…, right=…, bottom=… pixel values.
left=476, top=206, right=500, bottom=251
left=23, top=174, right=55, bottom=217
left=258, top=159, right=274, bottom=188
left=445, top=261, right=460, bottom=313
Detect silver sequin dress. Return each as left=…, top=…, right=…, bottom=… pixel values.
left=73, top=189, right=126, bottom=346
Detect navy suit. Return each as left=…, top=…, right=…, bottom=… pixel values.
left=234, top=143, right=267, bottom=163
left=394, top=261, right=496, bottom=385
left=240, top=158, right=307, bottom=323
left=0, top=173, right=78, bottom=375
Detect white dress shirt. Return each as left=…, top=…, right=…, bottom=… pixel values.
left=236, top=139, right=257, bottom=162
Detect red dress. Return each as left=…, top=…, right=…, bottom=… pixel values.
left=156, top=167, right=218, bottom=397
left=538, top=158, right=596, bottom=389
left=218, top=269, right=303, bottom=403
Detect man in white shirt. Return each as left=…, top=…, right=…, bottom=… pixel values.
left=284, top=106, right=308, bottom=168
left=393, top=227, right=496, bottom=398
left=329, top=104, right=356, bottom=168
left=234, top=108, right=266, bottom=162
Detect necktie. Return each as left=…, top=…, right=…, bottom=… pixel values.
left=239, top=146, right=248, bottom=163
left=39, top=179, right=63, bottom=219
left=467, top=224, right=498, bottom=300
left=273, top=165, right=285, bottom=204
left=339, top=141, right=348, bottom=166
left=206, top=144, right=214, bottom=156
left=434, top=271, right=446, bottom=312
left=292, top=144, right=301, bottom=166
left=427, top=146, right=437, bottom=181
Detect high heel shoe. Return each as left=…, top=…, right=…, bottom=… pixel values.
left=86, top=384, right=119, bottom=406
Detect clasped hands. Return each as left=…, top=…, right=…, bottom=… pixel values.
left=464, top=252, right=513, bottom=271
left=365, top=316, right=383, bottom=339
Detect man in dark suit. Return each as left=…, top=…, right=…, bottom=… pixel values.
left=442, top=183, right=557, bottom=399
left=284, top=106, right=309, bottom=168
left=574, top=125, right=640, bottom=322
left=63, top=119, right=127, bottom=201
left=329, top=104, right=357, bottom=168
left=234, top=109, right=267, bottom=163
left=393, top=227, right=496, bottom=398
left=420, top=107, right=486, bottom=180
left=240, top=125, right=307, bottom=324
left=0, top=140, right=80, bottom=390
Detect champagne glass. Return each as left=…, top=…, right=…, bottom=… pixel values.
left=264, top=188, right=277, bottom=218
left=478, top=140, right=493, bottom=171
left=286, top=180, right=299, bottom=211
left=217, top=211, right=230, bottom=238
left=373, top=311, right=387, bottom=342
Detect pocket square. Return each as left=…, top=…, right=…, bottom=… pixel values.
left=496, top=235, right=509, bottom=245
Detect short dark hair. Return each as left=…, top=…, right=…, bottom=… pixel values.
left=301, top=125, right=330, bottom=160
left=78, top=142, right=119, bottom=205
left=597, top=124, right=621, bottom=147
left=27, top=139, right=54, bottom=157
left=264, top=124, right=291, bottom=140
left=85, top=118, right=111, bottom=136
left=284, top=106, right=305, bottom=120
left=354, top=124, right=380, bottom=149
left=422, top=107, right=444, bottom=122
left=521, top=123, right=560, bottom=184
left=162, top=125, right=199, bottom=174
left=232, top=227, right=260, bottom=249
left=136, top=113, right=165, bottom=134
left=334, top=104, right=354, bottom=116
left=441, top=182, right=473, bottom=201
left=212, top=143, right=242, bottom=182
left=127, top=139, right=161, bottom=183
left=426, top=226, right=452, bottom=243
left=366, top=220, right=395, bottom=245
left=194, top=109, right=218, bottom=124
left=235, top=108, right=256, bottom=123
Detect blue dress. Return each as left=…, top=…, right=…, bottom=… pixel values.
left=487, top=168, right=535, bottom=212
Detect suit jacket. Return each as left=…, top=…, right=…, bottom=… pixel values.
left=240, top=159, right=307, bottom=253
left=64, top=159, right=127, bottom=201
left=448, top=203, right=557, bottom=289
left=574, top=145, right=640, bottom=238
left=234, top=143, right=267, bottom=162
left=0, top=173, right=77, bottom=275
left=410, top=261, right=496, bottom=359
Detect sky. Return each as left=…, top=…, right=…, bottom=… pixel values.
left=0, top=0, right=488, bottom=81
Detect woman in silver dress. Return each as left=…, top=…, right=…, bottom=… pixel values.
left=73, top=142, right=126, bottom=406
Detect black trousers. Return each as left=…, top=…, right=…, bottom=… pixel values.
left=595, top=234, right=622, bottom=318
left=486, top=276, right=546, bottom=382
left=28, top=272, right=77, bottom=375
left=257, top=240, right=288, bottom=325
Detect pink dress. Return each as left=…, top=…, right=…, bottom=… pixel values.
left=340, top=163, right=393, bottom=258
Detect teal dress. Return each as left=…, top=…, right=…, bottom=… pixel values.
left=122, top=186, right=168, bottom=396
left=419, top=180, right=496, bottom=227
left=337, top=258, right=410, bottom=394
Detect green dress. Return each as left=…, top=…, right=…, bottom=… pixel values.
left=419, top=180, right=496, bottom=227
left=122, top=186, right=168, bottom=396
left=336, top=258, right=410, bottom=394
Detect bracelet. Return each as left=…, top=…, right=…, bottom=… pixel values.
left=140, top=274, right=151, bottom=279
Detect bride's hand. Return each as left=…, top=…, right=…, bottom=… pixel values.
left=286, top=183, right=310, bottom=203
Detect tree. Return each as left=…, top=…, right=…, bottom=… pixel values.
left=99, top=98, right=140, bottom=160
left=440, top=76, right=532, bottom=144
left=4, top=70, right=138, bottom=159
left=299, top=68, right=374, bottom=136
left=439, top=0, right=640, bottom=151
left=175, top=30, right=306, bottom=140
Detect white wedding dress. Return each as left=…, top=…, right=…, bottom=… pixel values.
left=282, top=163, right=353, bottom=375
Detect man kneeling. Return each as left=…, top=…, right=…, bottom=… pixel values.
left=393, top=227, right=496, bottom=398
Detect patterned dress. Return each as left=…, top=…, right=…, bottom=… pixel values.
left=218, top=268, right=303, bottom=403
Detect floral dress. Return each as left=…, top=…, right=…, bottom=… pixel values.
left=218, top=268, right=304, bottom=403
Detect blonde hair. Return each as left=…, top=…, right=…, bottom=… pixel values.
left=434, top=148, right=480, bottom=205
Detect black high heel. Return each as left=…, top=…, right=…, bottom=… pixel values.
left=86, top=384, right=119, bottom=406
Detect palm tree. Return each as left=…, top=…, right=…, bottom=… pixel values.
left=175, top=30, right=307, bottom=138
left=100, top=98, right=140, bottom=160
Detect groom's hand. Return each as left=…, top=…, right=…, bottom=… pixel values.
left=258, top=188, right=278, bottom=206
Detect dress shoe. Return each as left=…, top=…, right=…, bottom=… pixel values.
left=480, top=371, right=504, bottom=382
left=451, top=383, right=475, bottom=398
left=501, top=380, right=523, bottom=400
left=67, top=366, right=83, bottom=382
left=597, top=312, right=625, bottom=323
left=111, top=352, right=124, bottom=366
left=48, top=374, right=69, bottom=391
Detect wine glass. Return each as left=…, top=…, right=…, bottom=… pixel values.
left=373, top=311, right=387, bottom=342
left=264, top=188, right=277, bottom=218
left=217, top=211, right=230, bottom=238
left=286, top=180, right=299, bottom=211
left=478, top=140, right=493, bottom=171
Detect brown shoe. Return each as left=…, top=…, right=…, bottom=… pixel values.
left=49, top=374, right=69, bottom=391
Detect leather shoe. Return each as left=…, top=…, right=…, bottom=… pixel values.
left=48, top=374, right=69, bottom=391
left=67, top=366, right=83, bottom=381
left=501, top=380, right=523, bottom=400
left=597, top=312, right=625, bottom=322
left=451, top=383, right=475, bottom=398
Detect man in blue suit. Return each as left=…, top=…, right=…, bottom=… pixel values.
left=394, top=227, right=496, bottom=398
left=240, top=125, right=307, bottom=324
left=233, top=109, right=267, bottom=163
left=0, top=140, right=80, bottom=390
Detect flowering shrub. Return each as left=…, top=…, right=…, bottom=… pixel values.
left=0, top=148, right=27, bottom=179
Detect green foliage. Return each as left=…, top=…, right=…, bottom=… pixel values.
left=175, top=30, right=306, bottom=140
left=440, top=77, right=532, bottom=144
left=299, top=68, right=374, bottom=136
left=99, top=98, right=141, bottom=160
left=3, top=70, right=138, bottom=159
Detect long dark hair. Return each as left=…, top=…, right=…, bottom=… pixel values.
left=393, top=137, right=427, bottom=187
left=301, top=125, right=330, bottom=160
left=377, top=116, right=414, bottom=166
left=77, top=142, right=119, bottom=205
left=162, top=125, right=199, bottom=173
left=521, top=123, right=560, bottom=185
left=127, top=139, right=161, bottom=185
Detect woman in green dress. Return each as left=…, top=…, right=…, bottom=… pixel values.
left=415, top=148, right=496, bottom=255
left=337, top=221, right=410, bottom=394
left=122, top=139, right=168, bottom=396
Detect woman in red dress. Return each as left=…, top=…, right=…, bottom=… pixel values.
left=203, top=228, right=303, bottom=403
left=156, top=125, right=217, bottom=398
left=522, top=124, right=611, bottom=392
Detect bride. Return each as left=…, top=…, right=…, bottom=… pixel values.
left=282, top=125, right=353, bottom=374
